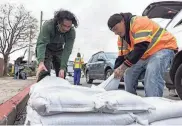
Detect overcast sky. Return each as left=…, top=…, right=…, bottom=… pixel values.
left=0, top=0, right=154, bottom=63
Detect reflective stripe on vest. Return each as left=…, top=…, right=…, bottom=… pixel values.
left=130, top=16, right=165, bottom=53
left=118, top=38, right=130, bottom=56
left=132, top=30, right=152, bottom=40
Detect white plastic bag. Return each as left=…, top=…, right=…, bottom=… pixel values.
left=92, top=74, right=120, bottom=91
left=26, top=106, right=136, bottom=125
left=93, top=90, right=155, bottom=114
left=136, top=97, right=182, bottom=123
left=29, top=89, right=96, bottom=116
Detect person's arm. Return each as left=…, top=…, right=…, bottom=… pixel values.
left=36, top=21, right=51, bottom=64
left=114, top=56, right=125, bottom=69
left=123, top=42, right=149, bottom=67
left=60, top=28, right=76, bottom=72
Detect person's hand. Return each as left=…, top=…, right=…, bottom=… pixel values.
left=114, top=63, right=128, bottom=79
left=114, top=66, right=123, bottom=79
left=36, top=62, right=47, bottom=79
left=59, top=69, right=65, bottom=78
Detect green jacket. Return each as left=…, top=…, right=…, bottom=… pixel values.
left=36, top=19, right=75, bottom=71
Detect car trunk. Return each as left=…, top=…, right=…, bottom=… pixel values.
left=142, top=0, right=182, bottom=19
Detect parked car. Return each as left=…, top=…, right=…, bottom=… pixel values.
left=85, top=51, right=117, bottom=84
left=67, top=61, right=74, bottom=76
left=142, top=0, right=182, bottom=99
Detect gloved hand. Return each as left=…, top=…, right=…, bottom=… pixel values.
left=36, top=62, right=48, bottom=81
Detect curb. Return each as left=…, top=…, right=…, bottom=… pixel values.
left=0, top=84, right=33, bottom=125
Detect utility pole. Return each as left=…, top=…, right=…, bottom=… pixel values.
left=40, top=11, right=43, bottom=32
left=28, top=26, right=32, bottom=67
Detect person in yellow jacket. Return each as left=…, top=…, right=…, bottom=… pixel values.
left=73, top=52, right=84, bottom=85
left=107, top=12, right=178, bottom=97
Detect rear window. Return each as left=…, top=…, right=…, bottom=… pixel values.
left=105, top=52, right=117, bottom=59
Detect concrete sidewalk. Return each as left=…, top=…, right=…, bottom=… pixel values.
left=0, top=77, right=36, bottom=104
left=0, top=77, right=36, bottom=125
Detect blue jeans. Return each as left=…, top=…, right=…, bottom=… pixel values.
left=74, top=68, right=81, bottom=85
left=124, top=49, right=175, bottom=97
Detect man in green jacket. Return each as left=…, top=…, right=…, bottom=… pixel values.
left=36, top=9, right=78, bottom=81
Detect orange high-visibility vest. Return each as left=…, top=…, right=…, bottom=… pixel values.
left=74, top=57, right=84, bottom=69
left=117, top=16, right=178, bottom=59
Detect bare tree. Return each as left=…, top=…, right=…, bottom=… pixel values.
left=0, top=4, right=38, bottom=75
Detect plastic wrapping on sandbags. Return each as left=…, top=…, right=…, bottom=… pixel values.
left=135, top=97, right=182, bottom=124
left=93, top=90, right=155, bottom=114
left=25, top=105, right=136, bottom=125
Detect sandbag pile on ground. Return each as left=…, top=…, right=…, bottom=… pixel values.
left=135, top=97, right=182, bottom=125
left=25, top=76, right=154, bottom=125
left=25, top=76, right=182, bottom=125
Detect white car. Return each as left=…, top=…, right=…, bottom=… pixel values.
left=67, top=61, right=74, bottom=76
left=142, top=0, right=182, bottom=99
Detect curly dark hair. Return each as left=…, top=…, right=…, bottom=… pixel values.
left=54, top=9, right=78, bottom=28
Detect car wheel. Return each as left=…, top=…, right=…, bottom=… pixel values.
left=86, top=71, right=93, bottom=84
left=105, top=69, right=112, bottom=80
left=174, top=64, right=182, bottom=99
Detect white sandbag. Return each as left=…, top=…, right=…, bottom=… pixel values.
left=135, top=97, right=182, bottom=123
left=92, top=74, right=120, bottom=91
left=93, top=90, right=155, bottom=114
left=25, top=106, right=136, bottom=125
left=30, top=76, right=105, bottom=98
left=25, top=105, right=41, bottom=125
left=29, top=89, right=96, bottom=116
left=151, top=117, right=182, bottom=125
left=30, top=76, right=71, bottom=95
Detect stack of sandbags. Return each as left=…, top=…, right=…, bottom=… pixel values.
left=25, top=76, right=182, bottom=125
left=134, top=97, right=182, bottom=125
left=95, top=74, right=182, bottom=125
left=26, top=105, right=136, bottom=125
left=25, top=76, right=155, bottom=125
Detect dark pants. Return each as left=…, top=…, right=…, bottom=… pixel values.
left=74, top=68, right=81, bottom=85
left=38, top=47, right=66, bottom=81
